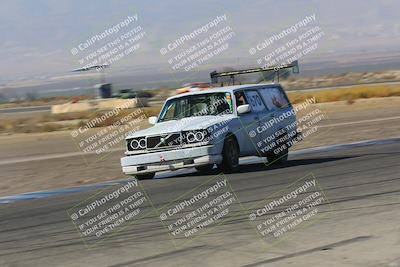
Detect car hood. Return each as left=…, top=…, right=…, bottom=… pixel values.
left=126, top=115, right=235, bottom=138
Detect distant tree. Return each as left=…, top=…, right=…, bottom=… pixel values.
left=136, top=90, right=154, bottom=98
left=25, top=91, right=38, bottom=101
left=0, top=93, right=7, bottom=103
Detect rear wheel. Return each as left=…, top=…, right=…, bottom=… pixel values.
left=218, top=136, right=239, bottom=173
left=135, top=173, right=155, bottom=180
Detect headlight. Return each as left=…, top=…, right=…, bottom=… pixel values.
left=138, top=138, right=146, bottom=148
left=186, top=132, right=196, bottom=143
left=183, top=130, right=209, bottom=144
left=195, top=131, right=204, bottom=141
left=130, top=139, right=139, bottom=150
left=127, top=138, right=146, bottom=151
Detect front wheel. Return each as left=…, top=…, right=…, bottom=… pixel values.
left=135, top=172, right=155, bottom=180
left=218, top=136, right=239, bottom=173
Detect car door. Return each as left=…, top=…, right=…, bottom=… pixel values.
left=236, top=89, right=268, bottom=156
left=232, top=90, right=256, bottom=155
left=257, top=86, right=296, bottom=154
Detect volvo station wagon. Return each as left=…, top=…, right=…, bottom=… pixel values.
left=121, top=84, right=299, bottom=179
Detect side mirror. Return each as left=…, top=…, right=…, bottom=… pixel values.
left=148, top=116, right=158, bottom=125
left=237, top=104, right=251, bottom=115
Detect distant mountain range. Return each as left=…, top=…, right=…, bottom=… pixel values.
left=1, top=0, right=400, bottom=94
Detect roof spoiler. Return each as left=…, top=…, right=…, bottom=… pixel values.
left=210, top=60, right=299, bottom=85
left=72, top=64, right=109, bottom=72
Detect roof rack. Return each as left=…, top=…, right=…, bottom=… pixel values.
left=210, top=60, right=299, bottom=85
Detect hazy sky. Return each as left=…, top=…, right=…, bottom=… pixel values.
left=1, top=0, right=399, bottom=81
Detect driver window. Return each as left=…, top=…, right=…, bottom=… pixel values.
left=235, top=91, right=248, bottom=107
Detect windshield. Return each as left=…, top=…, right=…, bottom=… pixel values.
left=159, top=92, right=233, bottom=122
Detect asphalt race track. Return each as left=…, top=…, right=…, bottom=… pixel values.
left=1, top=139, right=400, bottom=267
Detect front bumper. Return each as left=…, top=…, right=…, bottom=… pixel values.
left=121, top=145, right=222, bottom=175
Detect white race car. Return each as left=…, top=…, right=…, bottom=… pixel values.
left=121, top=83, right=299, bottom=179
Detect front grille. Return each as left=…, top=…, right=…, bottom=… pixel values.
left=146, top=133, right=181, bottom=149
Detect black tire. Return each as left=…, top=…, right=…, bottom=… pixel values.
left=195, top=164, right=215, bottom=172
left=266, top=131, right=288, bottom=165
left=218, top=135, right=240, bottom=173
left=135, top=173, right=155, bottom=180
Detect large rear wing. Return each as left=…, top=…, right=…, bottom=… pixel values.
left=210, top=60, right=299, bottom=85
